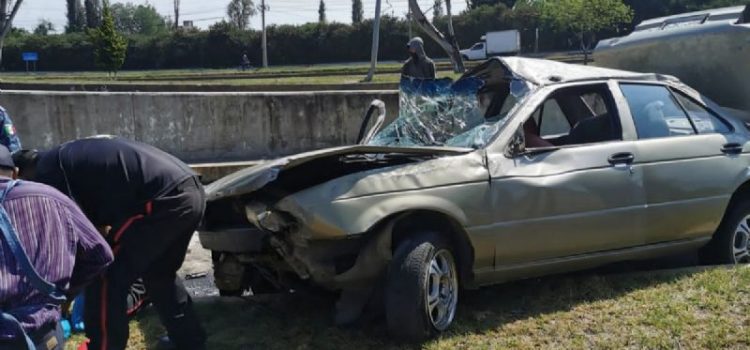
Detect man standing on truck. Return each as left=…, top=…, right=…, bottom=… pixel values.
left=401, top=37, right=436, bottom=79
left=13, top=136, right=207, bottom=350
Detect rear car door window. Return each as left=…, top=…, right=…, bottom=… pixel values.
left=619, top=84, right=696, bottom=139
left=672, top=92, right=732, bottom=134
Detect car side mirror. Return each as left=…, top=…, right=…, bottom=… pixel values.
left=505, top=123, right=526, bottom=157
left=357, top=99, right=387, bottom=145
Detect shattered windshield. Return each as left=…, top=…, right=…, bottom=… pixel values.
left=368, top=75, right=532, bottom=149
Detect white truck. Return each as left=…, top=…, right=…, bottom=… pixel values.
left=460, top=30, right=521, bottom=61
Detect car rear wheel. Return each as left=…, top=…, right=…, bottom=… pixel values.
left=385, top=232, right=458, bottom=341
left=701, top=200, right=750, bottom=264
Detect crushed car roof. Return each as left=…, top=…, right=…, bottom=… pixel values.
left=470, top=57, right=676, bottom=87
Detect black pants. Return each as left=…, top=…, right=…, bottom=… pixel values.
left=84, top=176, right=207, bottom=350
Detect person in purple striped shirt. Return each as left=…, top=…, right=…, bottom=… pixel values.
left=0, top=145, right=113, bottom=350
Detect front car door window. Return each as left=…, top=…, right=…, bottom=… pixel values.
left=538, top=100, right=570, bottom=137
left=525, top=84, right=622, bottom=148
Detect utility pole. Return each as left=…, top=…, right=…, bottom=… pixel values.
left=261, top=0, right=268, bottom=68
left=173, top=0, right=180, bottom=29
left=363, top=0, right=381, bottom=82
left=407, top=5, right=412, bottom=38
left=0, top=0, right=24, bottom=67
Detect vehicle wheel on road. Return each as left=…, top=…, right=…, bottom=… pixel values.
left=701, top=199, right=750, bottom=264
left=461, top=55, right=469, bottom=61
left=385, top=231, right=459, bottom=342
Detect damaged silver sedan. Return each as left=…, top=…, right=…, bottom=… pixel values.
left=199, top=57, right=750, bottom=340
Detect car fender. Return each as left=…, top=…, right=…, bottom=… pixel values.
left=343, top=193, right=470, bottom=235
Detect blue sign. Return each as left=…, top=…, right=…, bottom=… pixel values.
left=22, top=52, right=38, bottom=62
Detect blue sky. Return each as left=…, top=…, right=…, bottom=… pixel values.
left=14, top=0, right=467, bottom=32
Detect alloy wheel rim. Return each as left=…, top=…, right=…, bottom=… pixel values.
left=733, top=215, right=750, bottom=263
left=424, top=249, right=458, bottom=331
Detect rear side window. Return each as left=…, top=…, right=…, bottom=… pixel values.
left=619, top=84, right=696, bottom=139
left=672, top=92, right=732, bottom=134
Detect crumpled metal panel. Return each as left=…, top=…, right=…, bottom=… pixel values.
left=204, top=145, right=471, bottom=201
left=275, top=150, right=490, bottom=239
left=489, top=57, right=667, bottom=86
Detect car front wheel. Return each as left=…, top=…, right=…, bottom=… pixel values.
left=385, top=232, right=459, bottom=341
left=702, top=200, right=750, bottom=264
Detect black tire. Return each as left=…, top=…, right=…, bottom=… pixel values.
left=701, top=199, right=750, bottom=265
left=385, top=231, right=459, bottom=342
left=461, top=55, right=469, bottom=61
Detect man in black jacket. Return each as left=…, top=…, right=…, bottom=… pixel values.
left=401, top=37, right=436, bottom=79
left=14, top=136, right=206, bottom=350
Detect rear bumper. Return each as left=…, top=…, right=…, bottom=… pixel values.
left=198, top=227, right=268, bottom=253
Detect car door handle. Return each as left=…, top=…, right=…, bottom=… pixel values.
left=721, top=143, right=743, bottom=155
left=608, top=152, right=635, bottom=165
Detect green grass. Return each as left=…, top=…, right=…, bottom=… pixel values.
left=64, top=265, right=750, bottom=350
left=0, top=63, right=400, bottom=79
left=0, top=72, right=462, bottom=87
left=0, top=61, right=467, bottom=86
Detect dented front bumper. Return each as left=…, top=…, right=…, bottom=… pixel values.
left=198, top=227, right=268, bottom=253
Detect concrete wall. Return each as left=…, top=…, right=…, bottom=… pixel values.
left=0, top=90, right=399, bottom=162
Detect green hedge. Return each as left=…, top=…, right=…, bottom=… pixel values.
left=3, top=0, right=745, bottom=71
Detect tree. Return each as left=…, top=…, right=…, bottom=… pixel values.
left=66, top=0, right=86, bottom=32
left=540, top=0, right=633, bottom=64
left=0, top=0, right=24, bottom=67
left=110, top=3, right=167, bottom=35
left=90, top=1, right=127, bottom=75
left=363, top=0, right=381, bottom=82
left=352, top=0, right=363, bottom=23
left=409, top=0, right=464, bottom=72
left=85, top=0, right=102, bottom=28
left=174, top=0, right=180, bottom=29
left=226, top=0, right=255, bottom=30
left=467, top=0, right=515, bottom=8
left=33, top=19, right=55, bottom=35
left=319, top=0, right=327, bottom=23
left=433, top=0, right=444, bottom=18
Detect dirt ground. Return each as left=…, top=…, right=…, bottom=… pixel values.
left=177, top=233, right=217, bottom=297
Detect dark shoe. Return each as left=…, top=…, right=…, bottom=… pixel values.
left=156, top=335, right=177, bottom=350
left=157, top=334, right=206, bottom=350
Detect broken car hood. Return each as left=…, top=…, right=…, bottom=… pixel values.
left=205, top=145, right=472, bottom=201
